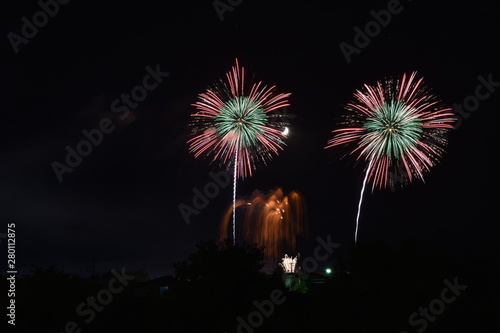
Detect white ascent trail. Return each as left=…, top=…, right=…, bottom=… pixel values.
left=355, top=158, right=373, bottom=245
left=232, top=148, right=238, bottom=246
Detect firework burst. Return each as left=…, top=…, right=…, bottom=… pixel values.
left=326, top=72, right=455, bottom=243
left=188, top=59, right=291, bottom=179
left=219, top=187, right=307, bottom=267
left=326, top=72, right=455, bottom=189
left=189, top=59, right=291, bottom=244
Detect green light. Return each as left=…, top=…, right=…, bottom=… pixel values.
left=215, top=96, right=267, bottom=148
left=325, top=268, right=332, bottom=274
left=362, top=100, right=423, bottom=159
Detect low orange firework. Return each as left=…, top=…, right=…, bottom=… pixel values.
left=219, top=187, right=307, bottom=262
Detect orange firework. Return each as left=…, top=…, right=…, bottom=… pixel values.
left=219, top=187, right=307, bottom=263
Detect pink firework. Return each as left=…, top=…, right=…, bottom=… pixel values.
left=325, top=72, right=455, bottom=244
left=326, top=71, right=456, bottom=190
left=188, top=58, right=291, bottom=179
left=188, top=59, right=291, bottom=245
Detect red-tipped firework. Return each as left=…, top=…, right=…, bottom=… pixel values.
left=326, top=72, right=455, bottom=244
left=189, top=59, right=291, bottom=244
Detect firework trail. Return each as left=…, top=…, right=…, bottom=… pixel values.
left=326, top=72, right=455, bottom=244
left=219, top=187, right=307, bottom=264
left=232, top=148, right=238, bottom=244
left=189, top=59, right=291, bottom=245
left=355, top=159, right=373, bottom=244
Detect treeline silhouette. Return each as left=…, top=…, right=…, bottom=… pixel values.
left=4, top=238, right=498, bottom=333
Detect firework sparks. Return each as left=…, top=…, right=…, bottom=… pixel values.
left=189, top=59, right=291, bottom=244
left=219, top=187, right=307, bottom=264
left=326, top=72, right=455, bottom=243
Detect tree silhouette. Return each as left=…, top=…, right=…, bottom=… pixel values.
left=174, top=239, right=265, bottom=282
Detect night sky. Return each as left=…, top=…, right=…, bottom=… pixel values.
left=1, top=0, right=499, bottom=278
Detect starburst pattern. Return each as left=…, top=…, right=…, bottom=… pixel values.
left=188, top=59, right=291, bottom=179
left=326, top=72, right=455, bottom=190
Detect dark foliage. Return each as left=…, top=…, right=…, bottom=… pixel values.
left=10, top=239, right=499, bottom=333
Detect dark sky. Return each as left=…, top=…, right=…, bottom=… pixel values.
left=1, top=0, right=498, bottom=278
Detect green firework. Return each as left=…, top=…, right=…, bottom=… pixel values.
left=362, top=101, right=423, bottom=159
left=215, top=96, right=268, bottom=148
